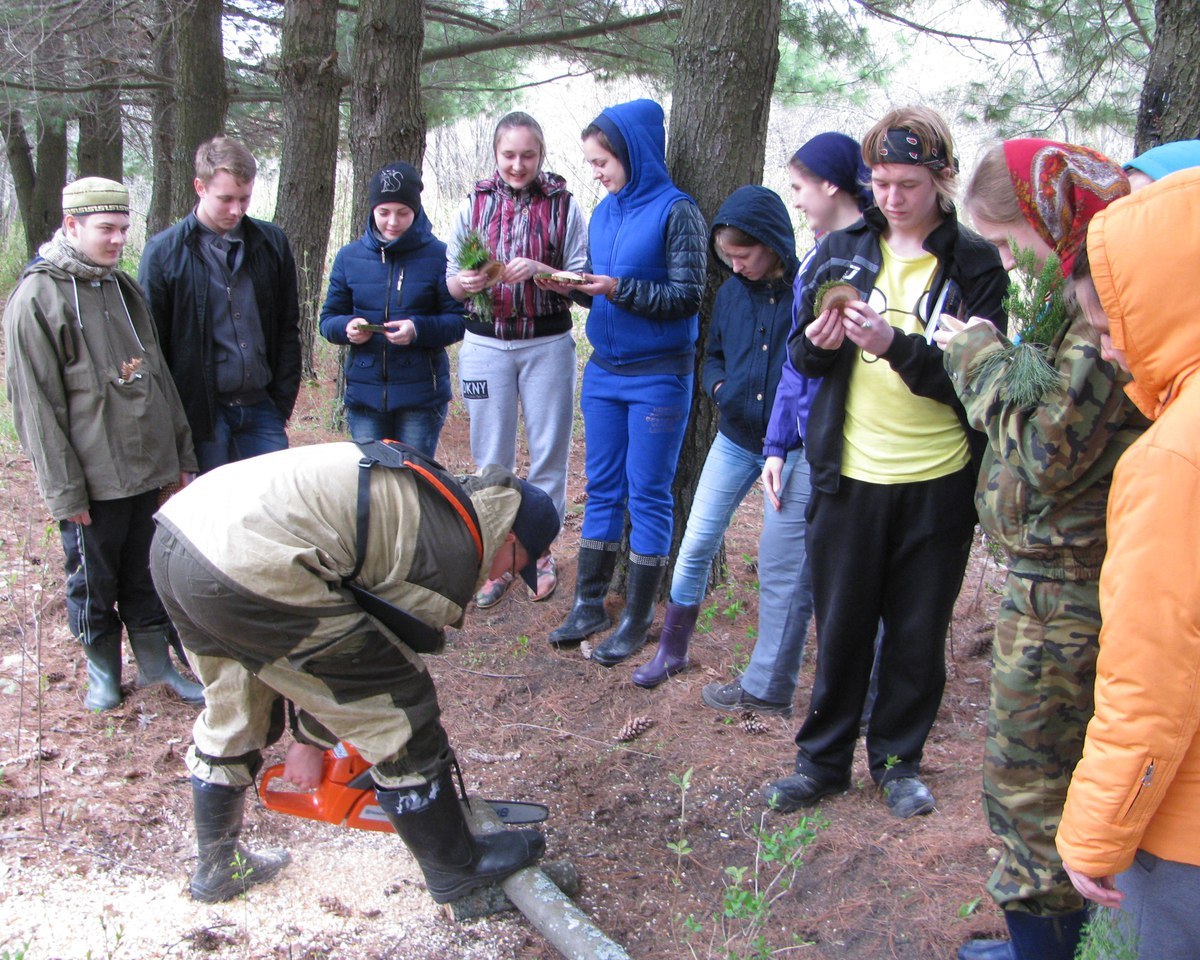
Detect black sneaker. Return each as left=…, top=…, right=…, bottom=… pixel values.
left=701, top=679, right=792, bottom=716
left=761, top=772, right=850, bottom=813
left=882, top=776, right=936, bottom=818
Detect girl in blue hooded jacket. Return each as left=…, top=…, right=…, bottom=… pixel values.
left=320, top=162, right=466, bottom=458
left=542, top=99, right=707, bottom=666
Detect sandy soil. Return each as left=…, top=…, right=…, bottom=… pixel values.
left=0, top=357, right=1009, bottom=960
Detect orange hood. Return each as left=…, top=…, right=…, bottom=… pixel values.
left=1086, top=167, right=1200, bottom=420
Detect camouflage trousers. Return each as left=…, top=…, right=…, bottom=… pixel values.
left=983, top=572, right=1099, bottom=915
left=150, top=527, right=451, bottom=790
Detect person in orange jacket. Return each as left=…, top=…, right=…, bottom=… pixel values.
left=1057, top=168, right=1200, bottom=960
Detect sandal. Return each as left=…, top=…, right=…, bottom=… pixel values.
left=474, top=571, right=513, bottom=608
left=530, top=554, right=557, bottom=601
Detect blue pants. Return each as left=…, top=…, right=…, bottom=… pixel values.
left=670, top=433, right=813, bottom=706
left=668, top=431, right=766, bottom=604
left=346, top=403, right=448, bottom=460
left=579, top=362, right=691, bottom=556
left=196, top=398, right=288, bottom=474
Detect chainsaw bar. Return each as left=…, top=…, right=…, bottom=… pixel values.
left=480, top=799, right=548, bottom=824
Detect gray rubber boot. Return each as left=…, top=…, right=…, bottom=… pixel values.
left=128, top=626, right=205, bottom=705
left=82, top=634, right=123, bottom=711
left=190, top=777, right=291, bottom=902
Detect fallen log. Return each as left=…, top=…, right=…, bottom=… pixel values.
left=442, top=859, right=579, bottom=921
left=464, top=801, right=633, bottom=960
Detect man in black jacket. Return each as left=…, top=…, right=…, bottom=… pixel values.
left=140, top=136, right=301, bottom=473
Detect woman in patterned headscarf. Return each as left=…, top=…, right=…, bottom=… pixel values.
left=940, top=140, right=1145, bottom=960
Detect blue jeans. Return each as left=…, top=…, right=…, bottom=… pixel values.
left=579, top=362, right=691, bottom=556
left=345, top=403, right=448, bottom=460
left=196, top=399, right=288, bottom=474
left=743, top=452, right=814, bottom=705
left=670, top=431, right=775, bottom=604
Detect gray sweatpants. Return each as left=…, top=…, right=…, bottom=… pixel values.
left=458, top=331, right=575, bottom=520
left=1101, top=850, right=1200, bottom=960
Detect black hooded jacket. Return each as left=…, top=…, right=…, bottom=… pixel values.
left=702, top=185, right=800, bottom=454
left=787, top=205, right=1008, bottom=494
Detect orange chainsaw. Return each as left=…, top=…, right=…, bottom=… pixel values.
left=260, top=741, right=548, bottom=830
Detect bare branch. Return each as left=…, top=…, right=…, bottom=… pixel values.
left=850, top=0, right=1016, bottom=46
left=421, top=7, right=681, bottom=64
left=1118, top=0, right=1153, bottom=49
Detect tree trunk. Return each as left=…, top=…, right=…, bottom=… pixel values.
left=147, top=0, right=177, bottom=237
left=1135, top=0, right=1200, bottom=152
left=663, top=0, right=783, bottom=592
left=75, top=0, right=124, bottom=180
left=349, top=0, right=427, bottom=224
left=2, top=26, right=68, bottom=258
left=170, top=0, right=228, bottom=220
left=275, top=0, right=343, bottom=382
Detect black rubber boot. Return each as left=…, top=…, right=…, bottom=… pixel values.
left=377, top=768, right=545, bottom=903
left=592, top=554, right=667, bottom=667
left=548, top=541, right=618, bottom=646
left=1006, top=907, right=1087, bottom=960
left=631, top=601, right=698, bottom=688
left=82, top=634, right=123, bottom=711
left=128, top=626, right=205, bottom=705
left=190, top=777, right=291, bottom=902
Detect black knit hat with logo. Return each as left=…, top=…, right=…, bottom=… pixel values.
left=368, top=162, right=423, bottom=216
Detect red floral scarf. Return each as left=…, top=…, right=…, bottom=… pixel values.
left=1003, top=139, right=1129, bottom=276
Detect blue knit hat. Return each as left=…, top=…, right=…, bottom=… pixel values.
left=791, top=132, right=873, bottom=210
left=1124, top=140, right=1200, bottom=182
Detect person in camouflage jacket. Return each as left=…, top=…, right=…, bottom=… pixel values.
left=938, top=140, right=1143, bottom=960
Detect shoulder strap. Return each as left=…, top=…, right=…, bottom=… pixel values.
left=349, top=440, right=482, bottom=579
left=343, top=440, right=483, bottom=655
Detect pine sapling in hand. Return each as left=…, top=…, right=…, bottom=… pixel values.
left=457, top=229, right=499, bottom=322
left=977, top=244, right=1068, bottom=406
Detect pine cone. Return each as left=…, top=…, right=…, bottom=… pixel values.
left=740, top=712, right=768, bottom=735
left=616, top=716, right=655, bottom=742
left=119, top=356, right=143, bottom=382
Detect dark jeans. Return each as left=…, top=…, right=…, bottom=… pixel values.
left=61, top=489, right=169, bottom=643
left=345, top=403, right=448, bottom=461
left=195, top=398, right=288, bottom=474
left=795, top=467, right=977, bottom=785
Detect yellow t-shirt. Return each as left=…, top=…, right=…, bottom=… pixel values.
left=841, top=240, right=969, bottom=484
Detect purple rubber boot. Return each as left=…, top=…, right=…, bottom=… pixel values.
left=631, top=601, right=698, bottom=688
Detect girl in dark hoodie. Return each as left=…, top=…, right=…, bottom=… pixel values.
left=320, top=162, right=465, bottom=458
left=630, top=185, right=799, bottom=688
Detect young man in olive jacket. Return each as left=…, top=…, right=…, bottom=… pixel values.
left=4, top=177, right=202, bottom=711
left=140, top=136, right=301, bottom=473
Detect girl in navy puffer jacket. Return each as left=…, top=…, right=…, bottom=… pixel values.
left=320, top=162, right=465, bottom=457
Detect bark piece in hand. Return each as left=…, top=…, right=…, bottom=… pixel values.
left=815, top=281, right=860, bottom=316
